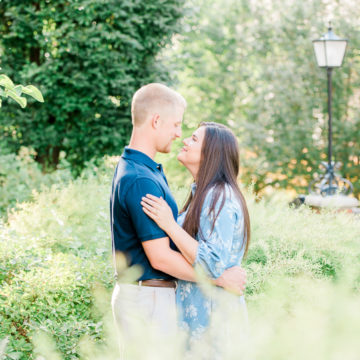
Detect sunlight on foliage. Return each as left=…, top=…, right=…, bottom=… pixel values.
left=0, top=164, right=359, bottom=358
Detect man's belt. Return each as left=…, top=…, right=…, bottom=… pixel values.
left=137, top=279, right=177, bottom=288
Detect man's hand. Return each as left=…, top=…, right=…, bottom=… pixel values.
left=215, top=266, right=247, bottom=295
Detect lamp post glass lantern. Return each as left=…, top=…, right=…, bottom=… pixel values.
left=313, top=26, right=348, bottom=68
left=310, top=24, right=352, bottom=196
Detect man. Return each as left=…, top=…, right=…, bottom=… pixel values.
left=110, top=83, right=246, bottom=341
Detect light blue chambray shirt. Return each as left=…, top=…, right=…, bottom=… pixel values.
left=176, top=183, right=246, bottom=338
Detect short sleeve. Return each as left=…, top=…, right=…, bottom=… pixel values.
left=194, top=188, right=239, bottom=278
left=124, top=178, right=168, bottom=242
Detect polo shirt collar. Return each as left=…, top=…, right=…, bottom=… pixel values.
left=122, top=147, right=162, bottom=172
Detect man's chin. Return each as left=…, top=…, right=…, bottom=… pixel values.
left=159, top=147, right=171, bottom=154
left=159, top=143, right=173, bottom=154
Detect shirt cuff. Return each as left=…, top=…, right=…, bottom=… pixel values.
left=138, top=231, right=168, bottom=242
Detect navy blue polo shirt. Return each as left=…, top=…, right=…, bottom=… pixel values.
left=110, top=147, right=178, bottom=281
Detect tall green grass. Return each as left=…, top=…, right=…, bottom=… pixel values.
left=0, top=163, right=359, bottom=359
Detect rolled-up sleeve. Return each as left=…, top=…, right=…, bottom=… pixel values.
left=194, top=190, right=238, bottom=278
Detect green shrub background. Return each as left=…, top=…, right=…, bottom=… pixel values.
left=0, top=148, right=73, bottom=218
left=0, top=0, right=185, bottom=170
left=1, top=0, right=359, bottom=196
left=0, top=168, right=113, bottom=359
left=0, top=158, right=359, bottom=359
left=164, top=0, right=360, bottom=196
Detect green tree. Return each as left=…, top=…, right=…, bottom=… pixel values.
left=0, top=0, right=185, bottom=170
left=166, top=0, right=360, bottom=196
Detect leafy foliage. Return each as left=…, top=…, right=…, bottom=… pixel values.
left=0, top=74, right=44, bottom=108
left=0, top=147, right=72, bottom=218
left=0, top=0, right=185, bottom=170
left=0, top=173, right=113, bottom=359
left=164, top=0, right=360, bottom=196
left=0, top=162, right=359, bottom=358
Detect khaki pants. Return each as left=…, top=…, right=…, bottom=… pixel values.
left=111, top=283, right=177, bottom=358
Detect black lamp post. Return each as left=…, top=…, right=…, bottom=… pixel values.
left=310, top=24, right=351, bottom=196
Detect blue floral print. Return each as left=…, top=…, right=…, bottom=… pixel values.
left=176, top=184, right=246, bottom=338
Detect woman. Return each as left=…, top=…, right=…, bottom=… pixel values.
left=141, top=122, right=250, bottom=339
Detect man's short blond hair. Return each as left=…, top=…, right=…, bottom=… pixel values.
left=131, top=83, right=187, bottom=127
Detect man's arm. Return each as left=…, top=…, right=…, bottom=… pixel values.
left=142, top=237, right=246, bottom=294
left=142, top=237, right=196, bottom=281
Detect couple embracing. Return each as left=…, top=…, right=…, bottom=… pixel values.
left=110, top=83, right=250, bottom=354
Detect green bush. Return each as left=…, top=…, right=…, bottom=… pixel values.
left=0, top=172, right=113, bottom=359
left=0, top=0, right=185, bottom=171
left=0, top=148, right=72, bottom=218
left=0, top=165, right=359, bottom=359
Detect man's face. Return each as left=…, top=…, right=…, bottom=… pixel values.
left=156, top=107, right=184, bottom=153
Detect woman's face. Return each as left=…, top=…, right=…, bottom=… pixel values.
left=177, top=126, right=206, bottom=178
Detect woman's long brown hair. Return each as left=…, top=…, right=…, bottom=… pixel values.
left=181, top=122, right=251, bottom=257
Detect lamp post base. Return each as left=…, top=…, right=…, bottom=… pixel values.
left=289, top=194, right=360, bottom=214
left=304, top=194, right=359, bottom=208
left=308, top=161, right=353, bottom=196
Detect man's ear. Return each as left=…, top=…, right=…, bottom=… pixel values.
left=151, top=114, right=161, bottom=129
